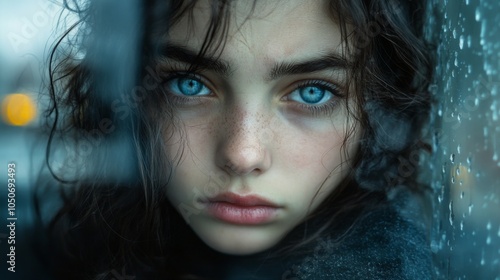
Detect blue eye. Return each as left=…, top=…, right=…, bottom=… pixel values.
left=166, top=75, right=211, bottom=96
left=299, top=86, right=326, bottom=103
left=289, top=83, right=334, bottom=105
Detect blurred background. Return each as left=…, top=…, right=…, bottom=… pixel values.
left=0, top=2, right=60, bottom=278
left=0, top=0, right=499, bottom=279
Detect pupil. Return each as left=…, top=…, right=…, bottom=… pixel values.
left=179, top=78, right=201, bottom=95
left=300, top=86, right=324, bottom=103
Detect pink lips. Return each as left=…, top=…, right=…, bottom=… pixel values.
left=204, top=193, right=280, bottom=225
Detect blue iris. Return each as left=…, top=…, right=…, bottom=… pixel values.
left=299, top=86, right=325, bottom=104
left=177, top=77, right=204, bottom=96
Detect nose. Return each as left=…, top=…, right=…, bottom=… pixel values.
left=215, top=108, right=272, bottom=176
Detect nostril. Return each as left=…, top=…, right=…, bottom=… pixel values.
left=222, top=154, right=265, bottom=176
left=225, top=165, right=262, bottom=176
left=224, top=161, right=238, bottom=174
left=223, top=161, right=252, bottom=175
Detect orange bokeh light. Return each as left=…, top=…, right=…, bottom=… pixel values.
left=1, top=93, right=37, bottom=126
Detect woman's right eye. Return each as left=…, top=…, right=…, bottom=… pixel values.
left=165, top=74, right=212, bottom=97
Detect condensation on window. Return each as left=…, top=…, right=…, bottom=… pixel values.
left=426, top=0, right=500, bottom=278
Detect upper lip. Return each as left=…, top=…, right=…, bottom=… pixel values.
left=207, top=192, right=280, bottom=207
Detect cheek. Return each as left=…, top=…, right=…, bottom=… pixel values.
left=281, top=126, right=347, bottom=173
left=163, top=121, right=218, bottom=199
left=278, top=125, right=358, bottom=206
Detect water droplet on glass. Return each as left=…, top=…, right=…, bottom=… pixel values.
left=492, top=101, right=499, bottom=121
left=480, top=20, right=487, bottom=42
left=475, top=7, right=481, bottom=21
left=449, top=200, right=454, bottom=226
left=486, top=236, right=492, bottom=245
left=451, top=175, right=456, bottom=184
left=459, top=35, right=465, bottom=49
left=487, top=222, right=492, bottom=230
left=430, top=240, right=440, bottom=253
left=469, top=203, right=473, bottom=215
left=460, top=191, right=465, bottom=199
left=457, top=145, right=461, bottom=154
left=450, top=153, right=455, bottom=164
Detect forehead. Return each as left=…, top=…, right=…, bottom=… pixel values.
left=167, top=0, right=344, bottom=63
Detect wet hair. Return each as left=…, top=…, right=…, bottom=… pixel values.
left=36, top=0, right=432, bottom=279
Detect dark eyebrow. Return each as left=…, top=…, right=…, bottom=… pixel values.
left=268, top=54, right=349, bottom=81
left=160, top=44, right=232, bottom=76
left=161, top=44, right=348, bottom=80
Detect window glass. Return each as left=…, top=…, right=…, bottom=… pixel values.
left=427, top=0, right=500, bottom=278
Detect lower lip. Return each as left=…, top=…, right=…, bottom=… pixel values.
left=206, top=202, right=279, bottom=225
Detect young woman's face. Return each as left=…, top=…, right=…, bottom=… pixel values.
left=164, top=0, right=360, bottom=255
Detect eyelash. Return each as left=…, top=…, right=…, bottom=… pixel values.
left=289, top=80, right=342, bottom=116
left=163, top=72, right=343, bottom=115
left=163, top=72, right=213, bottom=105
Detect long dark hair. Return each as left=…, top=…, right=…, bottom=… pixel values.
left=36, top=0, right=433, bottom=278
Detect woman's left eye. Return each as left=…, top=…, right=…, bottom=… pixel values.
left=287, top=82, right=336, bottom=106
left=165, top=75, right=211, bottom=97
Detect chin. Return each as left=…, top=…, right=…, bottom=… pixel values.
left=209, top=241, right=271, bottom=256
left=193, top=221, right=287, bottom=255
